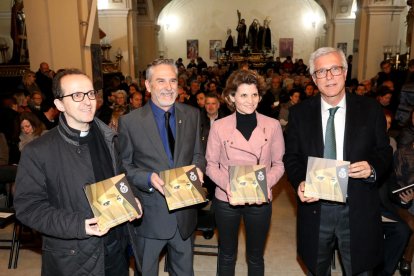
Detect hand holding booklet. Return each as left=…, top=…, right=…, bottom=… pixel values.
left=228, top=165, right=268, bottom=205
left=304, top=157, right=350, bottom=203
left=84, top=174, right=141, bottom=232
left=160, top=165, right=207, bottom=211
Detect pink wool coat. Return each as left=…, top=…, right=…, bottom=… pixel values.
left=206, top=112, right=285, bottom=203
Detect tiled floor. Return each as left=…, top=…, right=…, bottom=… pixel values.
left=0, top=175, right=398, bottom=275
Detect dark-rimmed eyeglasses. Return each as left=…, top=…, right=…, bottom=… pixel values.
left=313, top=66, right=344, bottom=79
left=59, top=90, right=97, bottom=102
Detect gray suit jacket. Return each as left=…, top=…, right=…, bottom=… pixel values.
left=118, top=102, right=206, bottom=240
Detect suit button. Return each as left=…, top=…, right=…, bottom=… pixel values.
left=313, top=211, right=317, bottom=214
left=69, top=250, right=75, bottom=255
left=77, top=148, right=81, bottom=154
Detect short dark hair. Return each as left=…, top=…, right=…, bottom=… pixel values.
left=52, top=68, right=88, bottom=99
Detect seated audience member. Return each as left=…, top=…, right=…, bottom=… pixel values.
left=19, top=70, right=41, bottom=95
left=176, top=85, right=187, bottom=103
left=13, top=91, right=30, bottom=113
left=125, top=92, right=143, bottom=114
left=114, top=89, right=128, bottom=107
left=196, top=91, right=206, bottom=109
left=302, top=83, right=315, bottom=100
left=389, top=141, right=414, bottom=276
left=397, top=108, right=414, bottom=148
left=0, top=132, right=17, bottom=198
left=376, top=85, right=394, bottom=114
left=35, top=62, right=55, bottom=101
left=279, top=89, right=301, bottom=131
left=36, top=101, right=59, bottom=130
left=362, top=79, right=376, bottom=97
left=375, top=111, right=410, bottom=276
left=355, top=83, right=367, bottom=96
left=0, top=96, right=20, bottom=164
left=28, top=91, right=43, bottom=112
left=257, top=86, right=277, bottom=118
left=108, top=104, right=126, bottom=132
left=200, top=93, right=226, bottom=198
left=128, top=83, right=140, bottom=95
left=95, top=90, right=112, bottom=125
left=18, top=112, right=47, bottom=151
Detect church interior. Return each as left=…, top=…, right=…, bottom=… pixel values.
left=0, top=0, right=413, bottom=275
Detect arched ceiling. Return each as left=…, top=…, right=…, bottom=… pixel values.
left=148, top=0, right=356, bottom=23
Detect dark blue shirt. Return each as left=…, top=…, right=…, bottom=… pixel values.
left=149, top=100, right=176, bottom=167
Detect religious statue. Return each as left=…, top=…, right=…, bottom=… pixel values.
left=248, top=19, right=259, bottom=51
left=225, top=28, right=234, bottom=52
left=257, top=17, right=272, bottom=51
left=10, top=0, right=28, bottom=64
left=236, top=10, right=247, bottom=50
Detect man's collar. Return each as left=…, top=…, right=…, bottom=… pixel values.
left=149, top=100, right=175, bottom=117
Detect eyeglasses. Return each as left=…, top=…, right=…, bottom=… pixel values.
left=313, top=66, right=344, bottom=79
left=59, top=90, right=97, bottom=102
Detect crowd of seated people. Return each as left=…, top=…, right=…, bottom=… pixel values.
left=0, top=54, right=413, bottom=275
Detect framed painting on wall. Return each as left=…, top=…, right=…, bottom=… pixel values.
left=337, top=42, right=347, bottom=56
left=209, top=40, right=222, bottom=60
left=279, top=38, right=293, bottom=58
left=187, top=39, right=199, bottom=59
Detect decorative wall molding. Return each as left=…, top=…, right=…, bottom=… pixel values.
left=98, top=9, right=129, bottom=18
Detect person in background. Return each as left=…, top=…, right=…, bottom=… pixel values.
left=36, top=101, right=59, bottom=130
left=114, top=89, right=128, bottom=107
left=284, top=47, right=392, bottom=275
left=355, top=83, right=367, bottom=96
left=279, top=89, right=301, bottom=131
left=125, top=91, right=143, bottom=114
left=206, top=69, right=285, bottom=276
left=14, top=69, right=142, bottom=276
left=28, top=91, right=43, bottom=112
left=18, top=111, right=47, bottom=151
left=196, top=91, right=206, bottom=109
left=35, top=62, right=55, bottom=101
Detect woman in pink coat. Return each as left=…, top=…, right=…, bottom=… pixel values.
left=206, top=69, right=285, bottom=276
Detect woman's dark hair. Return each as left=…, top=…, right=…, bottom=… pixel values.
left=19, top=112, right=46, bottom=136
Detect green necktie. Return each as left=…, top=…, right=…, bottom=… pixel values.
left=324, top=107, right=339, bottom=159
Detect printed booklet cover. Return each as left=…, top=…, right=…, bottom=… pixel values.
left=229, top=165, right=268, bottom=205
left=160, top=165, right=207, bottom=211
left=304, top=156, right=350, bottom=203
left=84, top=174, right=140, bottom=231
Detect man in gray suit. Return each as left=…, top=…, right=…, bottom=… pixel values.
left=118, top=58, right=206, bottom=276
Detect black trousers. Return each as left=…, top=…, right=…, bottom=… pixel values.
left=309, top=203, right=372, bottom=276
left=214, top=199, right=272, bottom=276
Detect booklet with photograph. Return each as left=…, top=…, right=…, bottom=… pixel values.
left=229, top=165, right=268, bottom=205
left=392, top=183, right=414, bottom=194
left=304, top=157, right=350, bottom=203
left=84, top=174, right=140, bottom=231
left=160, top=165, right=207, bottom=211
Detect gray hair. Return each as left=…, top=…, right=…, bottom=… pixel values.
left=146, top=58, right=178, bottom=81
left=308, top=47, right=347, bottom=75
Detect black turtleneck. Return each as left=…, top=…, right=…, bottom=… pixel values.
left=236, top=111, right=257, bottom=141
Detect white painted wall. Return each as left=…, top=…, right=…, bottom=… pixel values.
left=157, top=0, right=327, bottom=66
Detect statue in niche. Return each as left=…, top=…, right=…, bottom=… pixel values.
left=236, top=10, right=247, bottom=50
left=248, top=19, right=259, bottom=51
left=10, top=0, right=28, bottom=64
left=257, top=17, right=272, bottom=51
left=224, top=28, right=234, bottom=52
